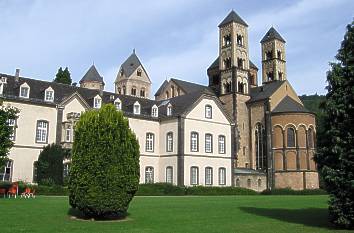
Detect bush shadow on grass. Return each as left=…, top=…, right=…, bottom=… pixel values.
left=239, top=207, right=335, bottom=229
left=67, top=208, right=130, bottom=222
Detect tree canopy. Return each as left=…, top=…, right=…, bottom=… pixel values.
left=53, top=67, right=72, bottom=85
left=315, top=20, right=354, bottom=229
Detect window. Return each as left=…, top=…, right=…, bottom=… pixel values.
left=145, top=133, right=154, bottom=152
left=205, top=134, right=213, bottom=153
left=171, top=85, right=175, bottom=97
left=131, top=87, right=137, bottom=96
left=237, top=58, right=244, bottom=69
left=166, top=91, right=170, bottom=99
left=278, top=72, right=283, bottom=80
left=0, top=83, right=3, bottom=95
left=20, top=86, right=29, bottom=98
left=65, top=125, right=72, bottom=142
left=218, top=135, right=225, bottom=154
left=167, top=104, right=172, bottom=116
left=94, top=97, right=101, bottom=109
left=114, top=99, right=122, bottom=110
left=219, top=168, right=226, bottom=185
left=36, top=120, right=48, bottom=143
left=7, top=118, right=16, bottom=141
left=265, top=51, right=272, bottom=60
left=267, top=72, right=274, bottom=81
left=205, top=167, right=213, bottom=185
left=190, top=166, right=199, bottom=185
left=255, top=123, right=266, bottom=170
left=236, top=178, right=240, bottom=187
left=277, top=50, right=282, bottom=59
left=123, top=86, right=126, bottom=95
left=247, top=179, right=252, bottom=188
left=287, top=127, right=296, bottom=147
left=190, top=132, right=199, bottom=152
left=140, top=88, right=145, bottom=97
left=63, top=163, right=71, bottom=179
left=0, top=160, right=13, bottom=181
left=236, top=34, right=243, bottom=46
left=205, top=105, right=212, bottom=119
left=137, top=69, right=142, bottom=77
left=45, top=88, right=54, bottom=102
left=166, top=132, right=173, bottom=152
left=133, top=101, right=140, bottom=114
left=145, top=167, right=154, bottom=183
left=151, top=105, right=158, bottom=117
left=223, top=58, right=231, bottom=69
left=308, top=128, right=314, bottom=148
left=223, top=34, right=231, bottom=46
left=166, top=166, right=173, bottom=184
left=117, top=87, right=121, bottom=94
left=243, top=146, right=246, bottom=156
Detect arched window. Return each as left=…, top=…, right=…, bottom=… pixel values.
left=267, top=72, right=274, bottom=81
left=265, top=50, right=272, bottom=60
left=255, top=123, right=266, bottom=170
left=205, top=134, right=213, bottom=153
left=166, top=166, right=173, bottom=183
left=133, top=101, right=140, bottom=115
left=247, top=179, right=252, bottom=188
left=0, top=160, right=13, bottom=181
left=223, top=34, right=231, bottom=46
left=307, top=128, right=314, bottom=148
left=123, top=86, right=126, bottom=95
left=145, top=133, right=154, bottom=152
left=131, top=86, right=137, bottom=96
left=171, top=85, right=175, bottom=97
left=236, top=34, right=243, bottom=46
left=205, top=105, right=212, bottom=119
left=117, top=87, right=121, bottom=94
left=166, top=91, right=170, bottom=99
left=167, top=104, right=172, bottom=116
left=151, top=105, right=158, bottom=117
left=236, top=178, right=240, bottom=187
left=166, top=132, right=173, bottom=152
left=190, top=166, right=199, bottom=185
left=190, top=132, right=199, bottom=152
left=277, top=50, right=282, bottom=59
left=145, top=167, right=154, bottom=183
left=219, top=167, right=226, bottom=185
left=140, top=88, right=145, bottom=97
left=205, top=167, right=213, bottom=185
left=287, top=127, right=296, bottom=147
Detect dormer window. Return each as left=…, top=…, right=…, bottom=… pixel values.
left=44, top=87, right=54, bottom=102
left=114, top=98, right=122, bottom=110
left=151, top=105, right=158, bottom=117
left=93, top=95, right=102, bottom=109
left=137, top=69, right=142, bottom=77
left=133, top=101, right=140, bottom=115
left=19, top=83, right=30, bottom=98
left=167, top=104, right=172, bottom=116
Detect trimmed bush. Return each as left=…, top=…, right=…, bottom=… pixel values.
left=261, top=188, right=327, bottom=195
left=69, top=104, right=140, bottom=218
left=136, top=183, right=185, bottom=196
left=185, top=186, right=258, bottom=195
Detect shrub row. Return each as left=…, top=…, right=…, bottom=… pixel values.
left=0, top=182, right=327, bottom=196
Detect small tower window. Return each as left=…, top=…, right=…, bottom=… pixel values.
left=277, top=50, right=282, bottom=59
left=278, top=72, right=283, bottom=81
left=166, top=91, right=170, bottom=99
left=223, top=58, right=231, bottom=69
left=223, top=82, right=232, bottom=94
left=265, top=51, right=273, bottom=60
left=171, top=85, right=175, bottom=97
left=123, top=86, right=126, bottom=95
left=223, top=34, right=231, bottom=46
left=137, top=69, right=142, bottom=77
left=140, top=88, right=145, bottom=97
left=117, top=87, right=121, bottom=94
left=131, top=87, right=137, bottom=96
left=238, top=82, right=244, bottom=94
left=236, top=34, right=243, bottom=46
left=237, top=58, right=244, bottom=69
left=267, top=72, right=274, bottom=82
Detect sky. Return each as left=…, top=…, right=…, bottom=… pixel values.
left=0, top=0, right=353, bottom=95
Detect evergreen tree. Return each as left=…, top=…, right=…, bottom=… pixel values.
left=69, top=104, right=140, bottom=219
left=315, top=20, right=354, bottom=229
left=0, top=100, right=18, bottom=168
left=53, top=67, right=72, bottom=85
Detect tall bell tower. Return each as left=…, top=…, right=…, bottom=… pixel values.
left=261, top=27, right=286, bottom=83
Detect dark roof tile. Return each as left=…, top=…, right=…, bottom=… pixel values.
left=261, top=27, right=286, bottom=43
left=218, top=10, right=248, bottom=27
left=272, top=95, right=310, bottom=113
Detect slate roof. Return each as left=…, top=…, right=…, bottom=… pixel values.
left=218, top=10, right=248, bottom=27
left=154, top=80, right=168, bottom=96
left=248, top=80, right=285, bottom=103
left=272, top=95, right=310, bottom=113
left=207, top=56, right=258, bottom=71
left=260, top=27, right=286, bottom=43
left=119, top=51, right=150, bottom=81
left=170, top=78, right=210, bottom=94
left=79, top=65, right=104, bottom=84
left=0, top=73, right=218, bottom=121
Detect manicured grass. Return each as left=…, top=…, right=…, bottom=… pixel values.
left=0, top=195, right=350, bottom=233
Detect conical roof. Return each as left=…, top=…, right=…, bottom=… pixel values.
left=80, top=65, right=104, bottom=84
left=218, top=10, right=248, bottom=27
left=261, top=27, right=286, bottom=43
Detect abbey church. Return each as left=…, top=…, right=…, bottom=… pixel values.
left=0, top=11, right=318, bottom=190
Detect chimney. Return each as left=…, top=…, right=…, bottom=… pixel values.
left=15, top=68, right=20, bottom=82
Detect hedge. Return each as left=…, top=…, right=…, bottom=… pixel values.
left=260, top=188, right=327, bottom=195
left=185, top=186, right=258, bottom=195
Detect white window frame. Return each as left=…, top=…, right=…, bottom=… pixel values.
left=205, top=167, right=213, bottom=185
left=145, top=167, right=154, bottom=184
left=133, top=101, right=140, bottom=115
left=190, top=166, right=199, bottom=185
left=166, top=132, right=173, bottom=152
left=205, top=134, right=213, bottom=153
left=36, top=120, right=49, bottom=143
left=0, top=160, right=13, bottom=182
left=218, top=135, right=226, bottom=154
left=167, top=104, right=172, bottom=116
left=219, top=167, right=226, bottom=185
left=190, top=132, right=199, bottom=152
left=205, top=105, right=212, bottom=119
left=44, top=87, right=54, bottom=102
left=65, top=125, right=72, bottom=142
left=166, top=166, right=173, bottom=184
left=145, top=133, right=154, bottom=152
left=93, top=96, right=102, bottom=109
left=114, top=98, right=122, bottom=110
left=0, top=83, right=3, bottom=95
left=7, top=118, right=16, bottom=141
left=151, top=105, right=158, bottom=117
left=19, top=83, right=30, bottom=98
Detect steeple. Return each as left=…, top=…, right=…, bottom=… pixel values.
left=79, top=65, right=105, bottom=91
left=218, top=10, right=248, bottom=27
left=261, top=27, right=287, bottom=84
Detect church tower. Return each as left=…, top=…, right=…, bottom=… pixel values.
left=261, top=27, right=286, bottom=83
left=79, top=65, right=105, bottom=91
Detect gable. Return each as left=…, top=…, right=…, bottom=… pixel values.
left=269, top=81, right=303, bottom=111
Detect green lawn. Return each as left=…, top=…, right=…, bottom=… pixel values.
left=0, top=195, right=351, bottom=233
